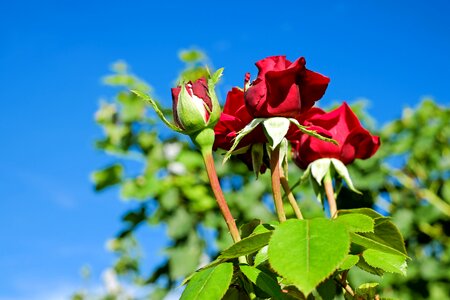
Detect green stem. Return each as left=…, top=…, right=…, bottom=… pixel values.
left=202, top=150, right=241, bottom=243
left=280, top=169, right=303, bottom=220
left=323, top=171, right=338, bottom=219
left=270, top=146, right=286, bottom=222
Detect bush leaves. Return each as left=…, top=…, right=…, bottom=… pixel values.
left=268, top=218, right=350, bottom=296
left=180, top=263, right=233, bottom=300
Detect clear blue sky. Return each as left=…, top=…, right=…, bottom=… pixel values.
left=1, top=0, right=449, bottom=298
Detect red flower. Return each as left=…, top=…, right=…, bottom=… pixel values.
left=213, top=87, right=266, bottom=151
left=244, top=56, right=330, bottom=118
left=291, top=103, right=380, bottom=169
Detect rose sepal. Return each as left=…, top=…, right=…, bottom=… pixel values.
left=301, top=158, right=361, bottom=203
left=223, top=117, right=336, bottom=164
left=192, top=128, right=216, bottom=155
left=133, top=69, right=223, bottom=137
left=131, top=90, right=183, bottom=132
left=288, top=118, right=337, bottom=145
left=223, top=118, right=265, bottom=163
left=205, top=68, right=223, bottom=129
left=176, top=83, right=209, bottom=134
left=262, top=117, right=291, bottom=150
left=251, top=143, right=265, bottom=178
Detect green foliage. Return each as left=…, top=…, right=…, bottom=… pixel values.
left=239, top=265, right=288, bottom=299
left=177, top=48, right=210, bottom=82
left=335, top=213, right=374, bottom=233
left=345, top=99, right=450, bottom=300
left=91, top=164, right=123, bottom=191
left=362, top=249, right=407, bottom=276
left=91, top=54, right=274, bottom=299
left=218, top=231, right=272, bottom=259
left=89, top=51, right=449, bottom=299
left=181, top=263, right=233, bottom=300
left=268, top=218, right=350, bottom=296
left=339, top=255, right=359, bottom=271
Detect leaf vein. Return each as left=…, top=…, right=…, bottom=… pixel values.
left=306, top=221, right=310, bottom=274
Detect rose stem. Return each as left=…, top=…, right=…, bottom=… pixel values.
left=323, top=170, right=338, bottom=219
left=280, top=168, right=303, bottom=219
left=270, top=145, right=287, bottom=222
left=202, top=151, right=241, bottom=243
left=334, top=275, right=355, bottom=297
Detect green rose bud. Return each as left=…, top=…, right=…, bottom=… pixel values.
left=171, top=76, right=220, bottom=135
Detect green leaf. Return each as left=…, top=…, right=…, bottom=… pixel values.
left=254, top=245, right=269, bottom=266
left=252, top=223, right=277, bottom=235
left=239, top=265, right=287, bottom=299
left=362, top=249, right=407, bottom=275
left=121, top=175, right=160, bottom=200
left=219, top=232, right=272, bottom=259
left=350, top=232, right=407, bottom=258
left=338, top=208, right=383, bottom=219
left=240, top=219, right=262, bottom=239
left=91, top=164, right=123, bottom=191
left=355, top=283, right=379, bottom=299
left=268, top=218, right=351, bottom=296
left=159, top=188, right=180, bottom=211
left=180, top=263, right=233, bottom=300
left=356, top=256, right=384, bottom=276
left=167, top=233, right=203, bottom=279
left=222, top=286, right=250, bottom=300
left=335, top=213, right=374, bottom=233
left=179, top=49, right=204, bottom=63
left=117, top=91, right=146, bottom=122
left=357, top=218, right=408, bottom=256
left=181, top=258, right=226, bottom=286
left=167, top=208, right=194, bottom=239
left=262, top=117, right=291, bottom=149
left=316, top=277, right=338, bottom=300
left=339, top=254, right=360, bottom=270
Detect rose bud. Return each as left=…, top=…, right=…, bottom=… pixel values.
left=291, top=102, right=380, bottom=169
left=171, top=77, right=220, bottom=135
left=244, top=55, right=330, bottom=118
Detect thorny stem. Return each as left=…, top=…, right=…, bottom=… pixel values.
left=280, top=169, right=303, bottom=219
left=202, top=150, right=241, bottom=243
left=270, top=146, right=287, bottom=222
left=323, top=171, right=338, bottom=219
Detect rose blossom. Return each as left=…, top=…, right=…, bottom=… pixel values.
left=244, top=55, right=330, bottom=118
left=213, top=87, right=266, bottom=152
left=291, top=102, right=380, bottom=169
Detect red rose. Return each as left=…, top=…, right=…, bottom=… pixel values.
left=213, top=87, right=266, bottom=151
left=171, top=78, right=212, bottom=131
left=291, top=102, right=380, bottom=169
left=244, top=56, right=330, bottom=118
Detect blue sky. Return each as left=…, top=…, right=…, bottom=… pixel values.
left=1, top=0, right=449, bottom=298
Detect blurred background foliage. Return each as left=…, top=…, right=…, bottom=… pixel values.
left=75, top=50, right=449, bottom=299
